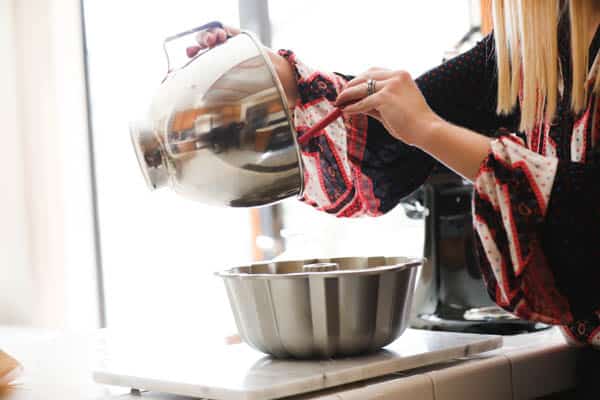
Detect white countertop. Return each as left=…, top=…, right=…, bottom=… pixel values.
left=93, top=329, right=502, bottom=400
left=0, top=326, right=579, bottom=400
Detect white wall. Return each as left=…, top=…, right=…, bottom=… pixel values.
left=15, top=0, right=67, bottom=328
left=49, top=0, right=100, bottom=331
left=0, top=0, right=34, bottom=325
left=0, top=0, right=99, bottom=329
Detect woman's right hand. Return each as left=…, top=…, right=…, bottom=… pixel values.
left=186, top=25, right=240, bottom=58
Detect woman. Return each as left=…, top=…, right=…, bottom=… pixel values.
left=193, top=0, right=600, bottom=347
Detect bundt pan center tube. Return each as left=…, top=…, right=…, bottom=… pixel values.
left=216, top=256, right=423, bottom=359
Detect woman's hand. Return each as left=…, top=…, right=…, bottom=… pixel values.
left=336, top=67, right=493, bottom=181
left=186, top=25, right=240, bottom=57
left=335, top=68, right=442, bottom=147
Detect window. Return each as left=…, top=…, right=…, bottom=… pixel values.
left=269, top=0, right=472, bottom=75
left=267, top=1, right=473, bottom=260
left=83, top=0, right=246, bottom=336
left=83, top=0, right=476, bottom=334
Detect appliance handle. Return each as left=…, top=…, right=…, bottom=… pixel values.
left=162, top=21, right=226, bottom=78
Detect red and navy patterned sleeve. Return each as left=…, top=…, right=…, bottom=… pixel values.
left=279, top=49, right=434, bottom=217
left=473, top=108, right=600, bottom=346
left=473, top=135, right=565, bottom=323
left=471, top=24, right=600, bottom=345
left=279, top=34, right=516, bottom=217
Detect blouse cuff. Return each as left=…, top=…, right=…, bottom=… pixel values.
left=474, top=135, right=558, bottom=269
left=278, top=49, right=380, bottom=217
left=472, top=135, right=569, bottom=324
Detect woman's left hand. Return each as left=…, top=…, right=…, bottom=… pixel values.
left=335, top=68, right=441, bottom=147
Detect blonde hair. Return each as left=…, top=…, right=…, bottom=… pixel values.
left=493, top=0, right=600, bottom=132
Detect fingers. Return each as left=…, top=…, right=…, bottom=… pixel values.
left=345, top=68, right=394, bottom=90
left=344, top=93, right=395, bottom=136
left=186, top=46, right=201, bottom=58
left=341, top=77, right=403, bottom=114
left=196, top=30, right=219, bottom=48
left=187, top=26, right=241, bottom=58
left=336, top=78, right=385, bottom=107
left=195, top=26, right=239, bottom=50
left=335, top=68, right=394, bottom=106
left=224, top=26, right=241, bottom=37
left=335, top=82, right=371, bottom=107
left=216, top=29, right=227, bottom=43
left=343, top=91, right=384, bottom=115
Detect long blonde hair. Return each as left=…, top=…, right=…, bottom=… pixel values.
left=493, top=0, right=600, bottom=132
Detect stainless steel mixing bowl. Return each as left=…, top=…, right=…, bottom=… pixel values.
left=130, top=22, right=303, bottom=207
left=216, top=256, right=422, bottom=359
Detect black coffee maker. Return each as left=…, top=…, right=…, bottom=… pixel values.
left=404, top=166, right=548, bottom=334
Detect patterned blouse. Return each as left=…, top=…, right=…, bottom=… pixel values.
left=279, top=23, right=600, bottom=347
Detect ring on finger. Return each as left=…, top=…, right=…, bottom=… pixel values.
left=367, top=79, right=376, bottom=96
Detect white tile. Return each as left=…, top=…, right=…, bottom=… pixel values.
left=500, top=327, right=566, bottom=351
left=428, top=355, right=512, bottom=400
left=507, top=344, right=578, bottom=399
left=337, top=374, right=434, bottom=400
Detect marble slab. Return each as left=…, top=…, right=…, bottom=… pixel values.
left=93, top=329, right=501, bottom=400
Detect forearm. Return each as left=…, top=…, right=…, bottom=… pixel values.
left=417, top=119, right=492, bottom=182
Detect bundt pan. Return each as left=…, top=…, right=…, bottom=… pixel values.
left=216, top=256, right=422, bottom=359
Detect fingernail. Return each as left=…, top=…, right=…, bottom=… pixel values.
left=186, top=46, right=200, bottom=58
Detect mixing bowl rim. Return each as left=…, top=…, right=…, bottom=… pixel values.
left=215, top=257, right=423, bottom=279
left=241, top=30, right=306, bottom=199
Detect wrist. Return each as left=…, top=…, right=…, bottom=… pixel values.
left=412, top=115, right=447, bottom=150
left=412, top=116, right=493, bottom=182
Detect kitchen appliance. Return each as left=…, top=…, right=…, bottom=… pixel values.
left=93, top=329, right=502, bottom=400
left=130, top=22, right=345, bottom=208
left=406, top=168, right=548, bottom=334
left=216, top=256, right=421, bottom=358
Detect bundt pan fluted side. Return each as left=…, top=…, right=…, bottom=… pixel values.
left=216, top=256, right=422, bottom=359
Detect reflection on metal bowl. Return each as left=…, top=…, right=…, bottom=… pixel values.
left=130, top=32, right=303, bottom=207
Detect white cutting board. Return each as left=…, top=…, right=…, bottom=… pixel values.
left=93, top=329, right=501, bottom=400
